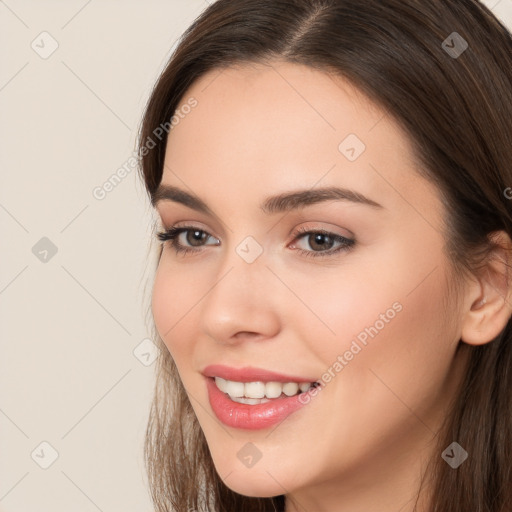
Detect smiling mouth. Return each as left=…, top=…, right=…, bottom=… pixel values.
left=213, top=376, right=320, bottom=404
left=205, top=367, right=322, bottom=429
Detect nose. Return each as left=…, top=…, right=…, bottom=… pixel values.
left=198, top=249, right=281, bottom=345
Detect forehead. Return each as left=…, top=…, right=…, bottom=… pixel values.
left=170, top=61, right=389, bottom=155
left=161, top=60, right=433, bottom=218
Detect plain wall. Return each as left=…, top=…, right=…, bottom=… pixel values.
left=1, top=1, right=511, bottom=510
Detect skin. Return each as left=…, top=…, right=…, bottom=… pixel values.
left=151, top=61, right=509, bottom=512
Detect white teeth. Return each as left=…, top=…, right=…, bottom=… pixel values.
left=215, top=377, right=228, bottom=393
left=214, top=377, right=315, bottom=401
left=265, top=381, right=283, bottom=399
left=224, top=380, right=244, bottom=398
left=244, top=381, right=266, bottom=398
left=299, top=382, right=311, bottom=392
left=282, top=382, right=299, bottom=396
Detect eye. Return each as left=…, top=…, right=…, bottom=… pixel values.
left=156, top=226, right=219, bottom=255
left=289, top=227, right=355, bottom=258
left=155, top=225, right=355, bottom=259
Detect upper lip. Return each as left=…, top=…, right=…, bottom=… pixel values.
left=202, top=364, right=317, bottom=383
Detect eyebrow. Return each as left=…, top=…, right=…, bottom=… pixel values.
left=152, top=184, right=383, bottom=214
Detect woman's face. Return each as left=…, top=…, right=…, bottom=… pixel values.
left=152, top=61, right=468, bottom=506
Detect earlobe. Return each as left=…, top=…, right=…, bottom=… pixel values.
left=460, top=231, right=512, bottom=346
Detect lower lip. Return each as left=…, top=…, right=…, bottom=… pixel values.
left=206, top=377, right=313, bottom=430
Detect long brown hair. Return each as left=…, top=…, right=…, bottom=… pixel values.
left=137, top=1, right=512, bottom=510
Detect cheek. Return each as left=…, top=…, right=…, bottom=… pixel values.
left=151, top=260, right=197, bottom=357
left=346, top=269, right=459, bottom=449
left=286, top=239, right=456, bottom=390
left=328, top=265, right=457, bottom=432
left=280, top=263, right=403, bottom=365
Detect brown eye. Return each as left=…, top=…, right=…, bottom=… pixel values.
left=290, top=228, right=355, bottom=258
left=156, top=226, right=220, bottom=255
left=186, top=229, right=209, bottom=246
left=307, top=233, right=335, bottom=251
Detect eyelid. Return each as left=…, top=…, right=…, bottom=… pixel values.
left=160, top=225, right=220, bottom=245
left=157, top=210, right=223, bottom=232
left=288, top=221, right=354, bottom=240
left=161, top=222, right=352, bottom=243
left=177, top=222, right=220, bottom=241
left=162, top=220, right=220, bottom=240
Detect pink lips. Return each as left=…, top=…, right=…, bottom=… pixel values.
left=202, top=364, right=318, bottom=430
left=202, top=364, right=317, bottom=383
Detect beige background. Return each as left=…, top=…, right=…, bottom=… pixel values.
left=1, top=1, right=511, bottom=511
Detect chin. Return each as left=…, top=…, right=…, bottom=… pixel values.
left=218, top=468, right=287, bottom=498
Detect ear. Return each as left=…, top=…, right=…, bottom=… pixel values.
left=461, top=230, right=512, bottom=346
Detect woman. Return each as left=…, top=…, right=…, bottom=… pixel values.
left=138, top=1, right=512, bottom=510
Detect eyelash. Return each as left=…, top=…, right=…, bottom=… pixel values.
left=156, top=225, right=355, bottom=259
